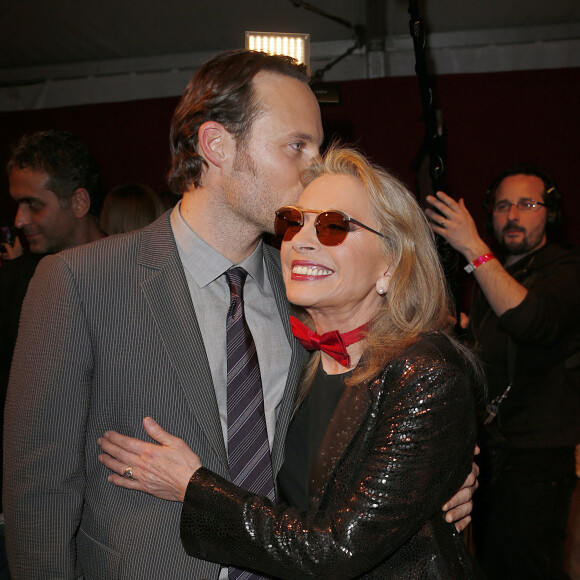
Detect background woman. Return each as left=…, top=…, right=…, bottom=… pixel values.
left=100, top=182, right=165, bottom=235
left=98, top=146, right=482, bottom=578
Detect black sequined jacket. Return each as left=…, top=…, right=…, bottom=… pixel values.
left=180, top=332, right=478, bottom=579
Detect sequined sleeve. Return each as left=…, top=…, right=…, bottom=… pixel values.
left=180, top=337, right=476, bottom=579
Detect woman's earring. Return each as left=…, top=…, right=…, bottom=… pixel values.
left=376, top=269, right=390, bottom=296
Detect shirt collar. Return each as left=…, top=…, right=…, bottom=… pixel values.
left=170, top=201, right=265, bottom=289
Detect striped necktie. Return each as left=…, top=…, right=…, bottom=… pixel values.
left=226, top=267, right=275, bottom=580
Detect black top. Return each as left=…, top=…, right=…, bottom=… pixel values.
left=278, top=364, right=353, bottom=509
left=468, top=242, right=580, bottom=448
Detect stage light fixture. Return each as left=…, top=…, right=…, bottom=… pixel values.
left=245, top=32, right=310, bottom=67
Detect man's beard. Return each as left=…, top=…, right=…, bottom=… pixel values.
left=499, top=224, right=541, bottom=256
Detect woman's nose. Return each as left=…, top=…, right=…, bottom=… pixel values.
left=291, top=215, right=319, bottom=250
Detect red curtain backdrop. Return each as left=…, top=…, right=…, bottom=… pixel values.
left=1, top=67, right=579, bottom=249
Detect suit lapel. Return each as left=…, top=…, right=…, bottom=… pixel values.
left=263, top=244, right=309, bottom=477
left=309, top=376, right=374, bottom=508
left=138, top=213, right=229, bottom=472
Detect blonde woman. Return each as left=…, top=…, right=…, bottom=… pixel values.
left=99, top=146, right=481, bottom=578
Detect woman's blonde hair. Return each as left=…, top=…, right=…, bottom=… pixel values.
left=294, top=145, right=455, bottom=393
left=100, top=183, right=165, bottom=235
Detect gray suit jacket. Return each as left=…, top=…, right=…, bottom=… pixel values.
left=4, top=212, right=308, bottom=579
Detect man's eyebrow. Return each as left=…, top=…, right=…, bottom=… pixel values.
left=288, top=131, right=314, bottom=142
left=290, top=132, right=324, bottom=147
left=16, top=196, right=42, bottom=204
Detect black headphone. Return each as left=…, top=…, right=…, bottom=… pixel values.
left=483, top=163, right=562, bottom=235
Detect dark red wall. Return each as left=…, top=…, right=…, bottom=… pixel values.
left=0, top=96, right=180, bottom=221
left=2, top=67, right=579, bottom=250
left=321, top=68, right=580, bottom=245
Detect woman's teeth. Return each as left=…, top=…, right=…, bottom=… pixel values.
left=292, top=265, right=332, bottom=276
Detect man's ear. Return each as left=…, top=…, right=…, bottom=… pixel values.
left=71, top=188, right=91, bottom=218
left=197, top=121, right=235, bottom=169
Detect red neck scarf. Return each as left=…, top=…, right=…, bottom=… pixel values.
left=289, top=316, right=368, bottom=368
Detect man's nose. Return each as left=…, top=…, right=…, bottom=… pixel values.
left=506, top=204, right=520, bottom=221
left=14, top=206, right=30, bottom=229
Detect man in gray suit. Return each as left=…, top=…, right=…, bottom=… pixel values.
left=4, top=50, right=474, bottom=579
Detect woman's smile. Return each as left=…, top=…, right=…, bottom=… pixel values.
left=291, top=260, right=334, bottom=279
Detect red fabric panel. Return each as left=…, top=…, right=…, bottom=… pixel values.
left=1, top=68, right=578, bottom=248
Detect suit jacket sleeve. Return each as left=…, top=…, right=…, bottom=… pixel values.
left=4, top=255, right=92, bottom=578
left=180, top=343, right=476, bottom=579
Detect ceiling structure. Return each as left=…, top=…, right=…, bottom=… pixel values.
left=1, top=0, right=579, bottom=111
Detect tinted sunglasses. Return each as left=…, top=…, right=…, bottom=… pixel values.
left=274, top=206, right=385, bottom=247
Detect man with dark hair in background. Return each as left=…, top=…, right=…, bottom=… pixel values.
left=6, top=129, right=105, bottom=255
left=426, top=164, right=580, bottom=578
left=1, top=129, right=105, bottom=385
left=5, top=51, right=476, bottom=579
left=0, top=129, right=105, bottom=578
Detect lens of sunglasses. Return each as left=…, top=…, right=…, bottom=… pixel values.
left=275, top=207, right=350, bottom=246
left=316, top=211, right=349, bottom=245
left=275, top=207, right=303, bottom=240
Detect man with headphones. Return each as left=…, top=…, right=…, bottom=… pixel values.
left=426, top=164, right=580, bottom=579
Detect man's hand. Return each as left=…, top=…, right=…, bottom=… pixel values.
left=442, top=447, right=480, bottom=533
left=0, top=236, right=23, bottom=261
left=425, top=192, right=489, bottom=262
